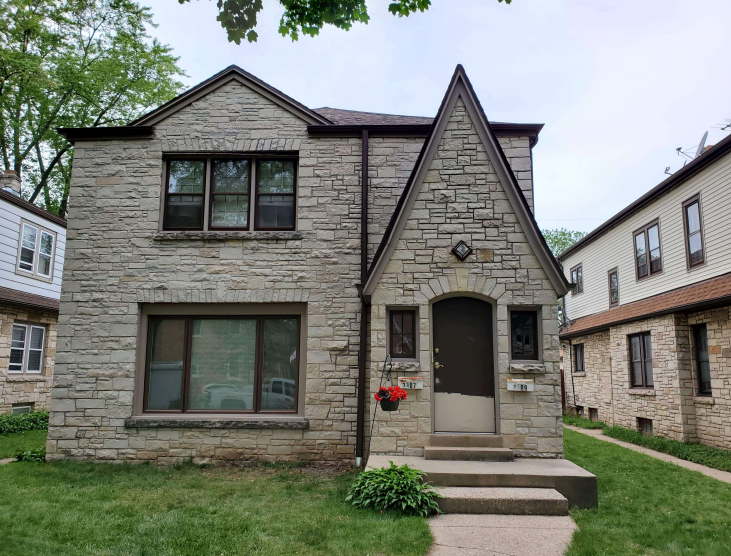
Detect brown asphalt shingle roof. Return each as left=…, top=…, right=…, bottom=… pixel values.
left=0, top=189, right=67, bottom=228
left=0, top=286, right=59, bottom=313
left=313, top=107, right=434, bottom=125
left=559, top=272, right=731, bottom=338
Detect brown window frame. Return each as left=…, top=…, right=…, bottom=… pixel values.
left=573, top=343, right=585, bottom=373
left=142, top=314, right=301, bottom=414
left=608, top=267, right=619, bottom=307
left=570, top=264, right=583, bottom=295
left=389, top=309, right=417, bottom=359
left=208, top=158, right=252, bottom=231
left=682, top=194, right=705, bottom=269
left=163, top=159, right=208, bottom=231
left=254, top=158, right=298, bottom=231
left=509, top=308, right=541, bottom=362
left=692, top=324, right=712, bottom=396
left=633, top=220, right=663, bottom=281
left=628, top=332, right=653, bottom=389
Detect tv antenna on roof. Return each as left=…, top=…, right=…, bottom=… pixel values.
left=694, top=131, right=708, bottom=159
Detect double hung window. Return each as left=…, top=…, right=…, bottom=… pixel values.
left=570, top=264, right=583, bottom=295
left=629, top=332, right=653, bottom=388
left=693, top=324, right=712, bottom=395
left=683, top=195, right=705, bottom=268
left=9, top=324, right=46, bottom=374
left=634, top=222, right=662, bottom=279
left=573, top=344, right=585, bottom=373
left=16, top=221, right=55, bottom=280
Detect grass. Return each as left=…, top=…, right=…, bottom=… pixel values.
left=565, top=428, right=731, bottom=556
left=0, top=455, right=431, bottom=556
left=562, top=414, right=607, bottom=430
left=0, top=429, right=47, bottom=458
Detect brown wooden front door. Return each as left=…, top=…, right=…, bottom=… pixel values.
left=433, top=297, right=496, bottom=433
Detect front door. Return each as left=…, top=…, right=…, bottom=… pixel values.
left=433, top=297, right=495, bottom=433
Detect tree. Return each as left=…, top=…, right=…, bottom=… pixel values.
left=542, top=228, right=586, bottom=258
left=180, top=0, right=513, bottom=45
left=0, top=0, right=186, bottom=217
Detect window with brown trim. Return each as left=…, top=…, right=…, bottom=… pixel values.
left=164, top=160, right=206, bottom=230
left=570, top=264, right=583, bottom=295
left=629, top=332, right=653, bottom=388
left=683, top=195, right=705, bottom=268
left=693, top=324, right=712, bottom=396
left=608, top=268, right=619, bottom=307
left=634, top=221, right=662, bottom=279
left=256, top=159, right=296, bottom=230
left=510, top=310, right=540, bottom=361
left=144, top=315, right=300, bottom=413
left=210, top=159, right=251, bottom=229
left=638, top=417, right=653, bottom=436
left=573, top=343, right=585, bottom=373
left=389, top=310, right=416, bottom=359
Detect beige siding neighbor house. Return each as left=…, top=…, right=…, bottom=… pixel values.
left=560, top=134, right=731, bottom=449
left=0, top=171, right=67, bottom=414
left=46, top=65, right=571, bottom=466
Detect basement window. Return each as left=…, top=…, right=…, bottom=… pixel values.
left=589, top=408, right=598, bottom=422
left=638, top=417, right=653, bottom=436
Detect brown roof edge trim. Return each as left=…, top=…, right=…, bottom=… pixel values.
left=0, top=189, right=67, bottom=228
left=0, top=288, right=60, bottom=314
left=558, top=132, right=731, bottom=261
left=57, top=126, right=154, bottom=143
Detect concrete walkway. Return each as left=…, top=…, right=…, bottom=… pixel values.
left=428, top=514, right=576, bottom=556
left=564, top=425, right=731, bottom=484
left=0, top=458, right=14, bottom=465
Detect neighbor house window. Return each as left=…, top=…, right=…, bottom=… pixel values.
left=144, top=316, right=300, bottom=413
left=634, top=221, right=662, bottom=279
left=683, top=195, right=705, bottom=268
left=629, top=332, right=653, bottom=388
left=693, top=324, right=712, bottom=396
left=570, top=264, right=583, bottom=295
left=16, top=221, right=56, bottom=281
left=510, top=310, right=539, bottom=361
left=162, top=157, right=297, bottom=232
left=573, top=344, right=585, bottom=373
left=389, top=310, right=416, bottom=359
left=9, top=324, right=45, bottom=374
left=638, top=417, right=653, bottom=436
left=11, top=404, right=34, bottom=414
left=589, top=408, right=598, bottom=422
left=608, top=268, right=619, bottom=307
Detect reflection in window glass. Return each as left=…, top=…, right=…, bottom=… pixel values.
left=20, top=224, right=37, bottom=272
left=165, top=160, right=205, bottom=229
left=686, top=201, right=704, bottom=266
left=37, top=231, right=54, bottom=277
left=257, top=160, right=295, bottom=229
left=390, top=310, right=415, bottom=358
left=260, top=318, right=298, bottom=411
left=211, top=160, right=250, bottom=228
left=188, top=319, right=257, bottom=411
left=648, top=225, right=662, bottom=273
left=635, top=232, right=647, bottom=277
left=511, top=311, right=538, bottom=360
left=609, top=270, right=619, bottom=305
left=147, top=319, right=186, bottom=410
left=694, top=325, right=712, bottom=394
left=9, top=324, right=26, bottom=372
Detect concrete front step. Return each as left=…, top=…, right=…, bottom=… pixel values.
left=437, top=487, right=569, bottom=515
left=424, top=446, right=514, bottom=462
left=429, top=434, right=504, bottom=448
left=366, top=455, right=598, bottom=509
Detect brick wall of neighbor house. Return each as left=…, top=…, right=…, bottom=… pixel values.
left=562, top=331, right=613, bottom=424
left=369, top=99, right=562, bottom=459
left=0, top=305, right=57, bottom=413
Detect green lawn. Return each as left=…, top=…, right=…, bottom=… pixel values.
left=0, top=455, right=431, bottom=556
left=564, top=428, right=731, bottom=556
left=0, top=429, right=47, bottom=458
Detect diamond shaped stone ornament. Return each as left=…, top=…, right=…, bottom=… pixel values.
left=451, top=240, right=472, bottom=261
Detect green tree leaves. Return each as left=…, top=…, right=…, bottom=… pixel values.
left=542, top=228, right=586, bottom=257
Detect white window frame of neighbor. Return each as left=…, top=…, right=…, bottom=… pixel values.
left=9, top=323, right=46, bottom=374
left=16, top=220, right=56, bottom=282
left=12, top=404, right=34, bottom=414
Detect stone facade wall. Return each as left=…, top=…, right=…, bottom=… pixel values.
left=0, top=304, right=57, bottom=413
left=369, top=99, right=562, bottom=459
left=563, top=331, right=613, bottom=424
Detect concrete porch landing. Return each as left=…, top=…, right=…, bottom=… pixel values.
left=366, top=455, right=598, bottom=509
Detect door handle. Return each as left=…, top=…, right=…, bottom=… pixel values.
left=434, top=362, right=444, bottom=369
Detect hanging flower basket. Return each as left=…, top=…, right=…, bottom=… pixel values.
left=374, top=386, right=408, bottom=412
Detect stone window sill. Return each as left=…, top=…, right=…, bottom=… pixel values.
left=509, top=363, right=546, bottom=374
left=571, top=372, right=586, bottom=377
left=693, top=396, right=715, bottom=405
left=628, top=389, right=656, bottom=396
left=5, top=374, right=52, bottom=382
left=153, top=231, right=302, bottom=242
left=125, top=417, right=309, bottom=429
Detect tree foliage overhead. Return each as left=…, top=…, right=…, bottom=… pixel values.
left=182, top=0, right=512, bottom=44
left=0, top=0, right=186, bottom=217
left=542, top=228, right=587, bottom=258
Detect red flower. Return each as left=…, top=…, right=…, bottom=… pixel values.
left=373, top=386, right=408, bottom=402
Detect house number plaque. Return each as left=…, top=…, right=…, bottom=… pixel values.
left=507, top=378, right=534, bottom=392
left=398, top=377, right=424, bottom=390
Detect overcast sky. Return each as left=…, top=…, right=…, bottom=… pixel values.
left=142, top=0, right=730, bottom=233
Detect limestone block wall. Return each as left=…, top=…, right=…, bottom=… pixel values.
left=562, top=331, right=613, bottom=424
left=0, top=304, right=57, bottom=413
left=368, top=99, right=562, bottom=459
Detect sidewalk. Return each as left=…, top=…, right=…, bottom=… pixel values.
left=564, top=425, right=731, bottom=484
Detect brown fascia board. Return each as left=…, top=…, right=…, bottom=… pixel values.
left=0, top=189, right=67, bottom=228
left=0, top=287, right=60, bottom=314
left=558, top=132, right=731, bottom=262
left=57, top=126, right=154, bottom=143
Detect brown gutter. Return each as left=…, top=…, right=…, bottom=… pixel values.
left=58, top=126, right=154, bottom=143
left=0, top=189, right=67, bottom=228
left=355, top=129, right=369, bottom=463
left=307, top=122, right=543, bottom=140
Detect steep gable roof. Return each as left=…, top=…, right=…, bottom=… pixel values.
left=129, top=65, right=332, bottom=127
left=363, top=65, right=570, bottom=297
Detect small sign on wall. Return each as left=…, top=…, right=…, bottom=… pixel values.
left=398, top=376, right=424, bottom=390
left=507, top=378, right=534, bottom=392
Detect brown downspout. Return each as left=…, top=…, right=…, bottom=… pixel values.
left=355, top=129, right=369, bottom=465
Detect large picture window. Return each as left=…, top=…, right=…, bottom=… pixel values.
left=144, top=315, right=300, bottom=413
left=634, top=221, right=662, bottom=280
left=162, top=157, right=296, bottom=232
left=629, top=332, right=653, bottom=388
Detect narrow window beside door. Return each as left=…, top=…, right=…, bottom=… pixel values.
left=683, top=195, right=705, bottom=268
left=510, top=310, right=539, bottom=361
left=693, top=324, right=712, bottom=395
left=389, top=310, right=416, bottom=359
left=629, top=332, right=653, bottom=388
left=573, top=344, right=585, bottom=373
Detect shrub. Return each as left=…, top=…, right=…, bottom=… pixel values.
left=0, top=411, right=49, bottom=435
left=15, top=448, right=46, bottom=462
left=346, top=461, right=441, bottom=517
left=562, top=414, right=606, bottom=430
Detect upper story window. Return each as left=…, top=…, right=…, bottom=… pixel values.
left=570, top=264, right=583, bottom=295
left=9, top=323, right=46, bottom=374
left=683, top=194, right=705, bottom=269
left=573, top=343, right=585, bottom=373
left=510, top=309, right=540, bottom=361
left=16, top=220, right=56, bottom=282
left=608, top=268, right=619, bottom=307
left=629, top=332, right=653, bottom=388
left=634, top=221, right=662, bottom=280
left=162, top=157, right=296, bottom=232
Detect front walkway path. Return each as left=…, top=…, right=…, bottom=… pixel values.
left=0, top=458, right=14, bottom=465
left=564, top=425, right=731, bottom=484
left=428, top=514, right=576, bottom=556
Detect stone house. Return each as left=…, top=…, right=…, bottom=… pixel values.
left=0, top=171, right=67, bottom=414
left=560, top=134, right=731, bottom=449
left=47, top=65, right=570, bottom=465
